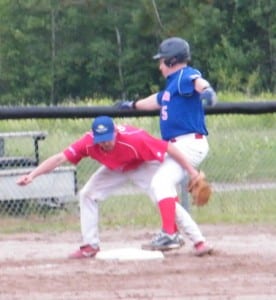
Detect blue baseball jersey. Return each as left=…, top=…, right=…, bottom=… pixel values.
left=156, top=66, right=208, bottom=141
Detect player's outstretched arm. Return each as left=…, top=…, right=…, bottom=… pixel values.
left=134, top=93, right=160, bottom=110
left=16, top=152, right=68, bottom=186
left=113, top=93, right=160, bottom=110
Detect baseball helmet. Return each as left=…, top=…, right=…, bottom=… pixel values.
left=153, top=37, right=191, bottom=66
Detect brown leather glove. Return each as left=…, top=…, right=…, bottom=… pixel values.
left=188, top=171, right=212, bottom=206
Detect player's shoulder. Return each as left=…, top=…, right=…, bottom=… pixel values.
left=181, top=66, right=202, bottom=82
left=117, top=124, right=144, bottom=135
left=78, top=131, right=94, bottom=144
left=116, top=124, right=150, bottom=141
left=184, top=66, right=201, bottom=75
left=83, top=131, right=93, bottom=139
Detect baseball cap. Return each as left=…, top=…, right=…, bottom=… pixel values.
left=92, top=116, right=115, bottom=144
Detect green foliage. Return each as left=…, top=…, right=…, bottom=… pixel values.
left=0, top=0, right=275, bottom=104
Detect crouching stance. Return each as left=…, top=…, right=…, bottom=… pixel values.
left=17, top=116, right=212, bottom=258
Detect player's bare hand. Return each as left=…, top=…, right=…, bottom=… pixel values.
left=16, top=175, right=33, bottom=186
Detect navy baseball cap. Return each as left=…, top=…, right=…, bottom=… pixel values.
left=92, top=116, right=115, bottom=144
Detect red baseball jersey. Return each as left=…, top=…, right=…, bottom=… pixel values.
left=63, top=125, right=169, bottom=172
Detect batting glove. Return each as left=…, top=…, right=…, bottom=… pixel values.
left=113, top=100, right=135, bottom=110
left=200, top=87, right=217, bottom=106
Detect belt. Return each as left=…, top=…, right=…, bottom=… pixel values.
left=170, top=133, right=203, bottom=143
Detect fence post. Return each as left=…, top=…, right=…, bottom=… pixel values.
left=179, top=176, right=190, bottom=211
left=0, top=138, right=4, bottom=156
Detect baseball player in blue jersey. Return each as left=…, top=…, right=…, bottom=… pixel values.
left=116, top=37, right=217, bottom=255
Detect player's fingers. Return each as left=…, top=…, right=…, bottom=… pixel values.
left=188, top=171, right=203, bottom=192
left=17, top=176, right=30, bottom=185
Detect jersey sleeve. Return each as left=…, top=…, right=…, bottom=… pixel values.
left=63, top=133, right=92, bottom=164
left=179, top=68, right=202, bottom=96
left=157, top=90, right=164, bottom=106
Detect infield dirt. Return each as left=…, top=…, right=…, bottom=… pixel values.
left=0, top=224, right=276, bottom=300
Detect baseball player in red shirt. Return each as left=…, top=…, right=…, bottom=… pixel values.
left=17, top=116, right=212, bottom=258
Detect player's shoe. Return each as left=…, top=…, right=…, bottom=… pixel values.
left=174, top=233, right=185, bottom=248
left=194, top=241, right=213, bottom=257
left=142, top=231, right=185, bottom=251
left=68, top=244, right=100, bottom=259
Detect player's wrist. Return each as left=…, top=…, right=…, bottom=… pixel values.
left=132, top=100, right=139, bottom=109
left=113, top=100, right=136, bottom=110
left=200, top=86, right=217, bottom=106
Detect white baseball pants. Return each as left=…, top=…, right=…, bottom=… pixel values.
left=79, top=161, right=206, bottom=248
left=151, top=133, right=209, bottom=201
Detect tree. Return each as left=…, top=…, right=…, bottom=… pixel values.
left=0, top=0, right=275, bottom=105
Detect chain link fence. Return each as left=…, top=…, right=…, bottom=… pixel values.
left=0, top=111, right=275, bottom=225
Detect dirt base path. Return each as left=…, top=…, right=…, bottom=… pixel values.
left=0, top=225, right=276, bottom=300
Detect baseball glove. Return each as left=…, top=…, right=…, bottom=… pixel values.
left=187, top=171, right=212, bottom=206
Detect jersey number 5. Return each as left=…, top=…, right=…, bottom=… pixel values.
left=161, top=105, right=168, bottom=120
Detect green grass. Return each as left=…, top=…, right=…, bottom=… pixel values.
left=1, top=187, right=275, bottom=234
left=217, top=91, right=276, bottom=102
left=191, top=189, right=276, bottom=224
left=0, top=210, right=80, bottom=234
left=0, top=93, right=275, bottom=233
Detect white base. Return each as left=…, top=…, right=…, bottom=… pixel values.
left=95, top=247, right=164, bottom=261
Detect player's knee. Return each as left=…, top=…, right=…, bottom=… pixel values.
left=79, top=186, right=103, bottom=205
left=79, top=187, right=93, bottom=202
left=150, top=176, right=161, bottom=195
left=150, top=177, right=175, bottom=201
